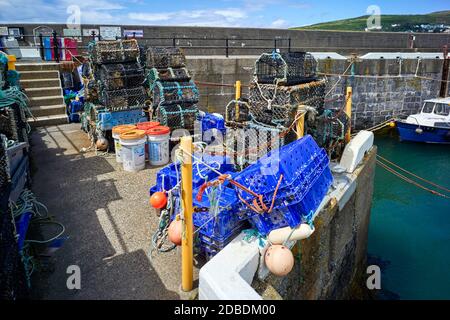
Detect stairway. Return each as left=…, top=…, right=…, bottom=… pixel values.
left=15, top=62, right=68, bottom=127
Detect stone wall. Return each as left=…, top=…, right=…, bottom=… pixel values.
left=186, top=56, right=448, bottom=130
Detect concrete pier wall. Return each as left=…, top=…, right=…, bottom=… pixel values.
left=186, top=56, right=448, bottom=130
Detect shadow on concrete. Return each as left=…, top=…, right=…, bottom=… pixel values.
left=29, top=125, right=178, bottom=299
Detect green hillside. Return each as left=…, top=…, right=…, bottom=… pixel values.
left=292, top=11, right=450, bottom=32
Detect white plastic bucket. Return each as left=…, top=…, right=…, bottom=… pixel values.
left=146, top=126, right=170, bottom=166
left=112, top=125, right=136, bottom=163
left=119, top=130, right=147, bottom=172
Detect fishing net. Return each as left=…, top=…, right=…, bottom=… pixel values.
left=146, top=47, right=186, bottom=69
left=0, top=135, right=11, bottom=190
left=225, top=99, right=251, bottom=126
left=224, top=120, right=296, bottom=170
left=147, top=67, right=191, bottom=87
left=306, top=108, right=350, bottom=160
left=0, top=194, right=29, bottom=300
left=0, top=105, right=28, bottom=143
left=156, top=104, right=199, bottom=131
left=89, top=39, right=140, bottom=65
left=100, top=86, right=147, bottom=111
left=98, top=63, right=145, bottom=90
left=152, top=81, right=199, bottom=107
left=248, top=79, right=326, bottom=127
left=255, top=51, right=317, bottom=85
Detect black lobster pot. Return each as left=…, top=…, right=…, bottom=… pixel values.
left=146, top=47, right=186, bottom=69
left=99, top=63, right=145, bottom=90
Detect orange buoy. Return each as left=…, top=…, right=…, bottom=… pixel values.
left=264, top=244, right=294, bottom=276
left=168, top=219, right=182, bottom=246
left=150, top=191, right=167, bottom=209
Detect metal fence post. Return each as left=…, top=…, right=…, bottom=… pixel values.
left=39, top=33, right=44, bottom=60
left=91, top=31, right=96, bottom=41
left=274, top=38, right=277, bottom=51
left=288, top=38, right=291, bottom=52
left=52, top=31, right=59, bottom=62
left=172, top=37, right=176, bottom=47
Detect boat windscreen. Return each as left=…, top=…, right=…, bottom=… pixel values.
left=434, top=104, right=450, bottom=116
left=422, top=102, right=435, bottom=113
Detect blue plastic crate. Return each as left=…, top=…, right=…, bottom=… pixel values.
left=9, top=156, right=29, bottom=203
left=149, top=155, right=235, bottom=195
left=15, top=211, right=32, bottom=252
left=193, top=185, right=244, bottom=239
left=199, top=112, right=227, bottom=143
left=97, top=109, right=147, bottom=131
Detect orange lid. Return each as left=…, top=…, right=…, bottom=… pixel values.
left=119, top=129, right=146, bottom=140
left=146, top=126, right=170, bottom=135
left=137, top=121, right=160, bottom=130
left=112, top=124, right=137, bottom=134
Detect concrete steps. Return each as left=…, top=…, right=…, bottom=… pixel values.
left=16, top=62, right=68, bottom=127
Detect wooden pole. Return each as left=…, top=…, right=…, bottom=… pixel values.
left=296, top=107, right=306, bottom=139
left=180, top=136, right=194, bottom=292
left=345, top=86, right=352, bottom=143
left=235, top=80, right=241, bottom=122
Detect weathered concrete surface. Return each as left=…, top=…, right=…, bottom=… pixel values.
left=257, top=147, right=377, bottom=300
left=29, top=124, right=200, bottom=300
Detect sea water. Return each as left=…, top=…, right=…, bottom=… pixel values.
left=368, top=130, right=450, bottom=299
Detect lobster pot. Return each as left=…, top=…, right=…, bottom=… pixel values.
left=225, top=100, right=251, bottom=126
left=306, top=108, right=350, bottom=160
left=147, top=67, right=191, bottom=86
left=146, top=47, right=186, bottom=69
left=90, top=40, right=140, bottom=65
left=99, top=63, right=145, bottom=90
left=0, top=135, right=11, bottom=190
left=157, top=104, right=199, bottom=131
left=0, top=105, right=28, bottom=143
left=255, top=52, right=317, bottom=85
left=248, top=80, right=326, bottom=127
left=61, top=72, right=74, bottom=89
left=85, top=80, right=100, bottom=103
left=153, top=81, right=199, bottom=107
left=225, top=121, right=296, bottom=170
left=101, top=87, right=147, bottom=110
left=0, top=58, right=7, bottom=90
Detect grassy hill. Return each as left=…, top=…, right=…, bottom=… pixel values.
left=292, top=11, right=450, bottom=32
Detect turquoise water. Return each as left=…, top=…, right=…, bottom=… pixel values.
left=368, top=131, right=450, bottom=300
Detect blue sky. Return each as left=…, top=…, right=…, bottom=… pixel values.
left=0, top=0, right=448, bottom=28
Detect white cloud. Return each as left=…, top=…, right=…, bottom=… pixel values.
left=271, top=19, right=288, bottom=28
left=128, top=12, right=172, bottom=22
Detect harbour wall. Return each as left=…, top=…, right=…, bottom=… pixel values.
left=5, top=23, right=450, bottom=56
left=186, top=56, right=448, bottom=130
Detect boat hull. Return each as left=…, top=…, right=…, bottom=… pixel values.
left=396, top=121, right=450, bottom=144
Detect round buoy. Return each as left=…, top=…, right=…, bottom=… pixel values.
left=96, top=137, right=109, bottom=151
left=150, top=191, right=167, bottom=209
left=168, top=219, right=182, bottom=246
left=264, top=245, right=294, bottom=276
left=389, top=121, right=396, bottom=128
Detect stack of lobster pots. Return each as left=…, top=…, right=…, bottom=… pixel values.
left=225, top=51, right=328, bottom=169
left=145, top=47, right=199, bottom=133
left=86, top=39, right=148, bottom=132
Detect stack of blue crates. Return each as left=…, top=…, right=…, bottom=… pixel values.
left=232, top=135, right=333, bottom=235
left=150, top=155, right=250, bottom=259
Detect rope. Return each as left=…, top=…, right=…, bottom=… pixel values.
left=377, top=155, right=450, bottom=193
left=376, top=159, right=450, bottom=199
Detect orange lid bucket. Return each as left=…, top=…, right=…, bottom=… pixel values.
left=136, top=121, right=160, bottom=131
left=112, top=124, right=137, bottom=135
left=119, top=129, right=146, bottom=140
left=146, top=126, right=170, bottom=136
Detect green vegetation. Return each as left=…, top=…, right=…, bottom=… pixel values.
left=292, top=11, right=450, bottom=32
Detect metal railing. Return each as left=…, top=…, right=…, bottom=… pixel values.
left=1, top=31, right=446, bottom=62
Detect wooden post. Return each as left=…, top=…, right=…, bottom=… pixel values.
left=345, top=87, right=352, bottom=143
left=235, top=80, right=241, bottom=122
left=296, top=110, right=306, bottom=139
left=181, top=136, right=193, bottom=292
